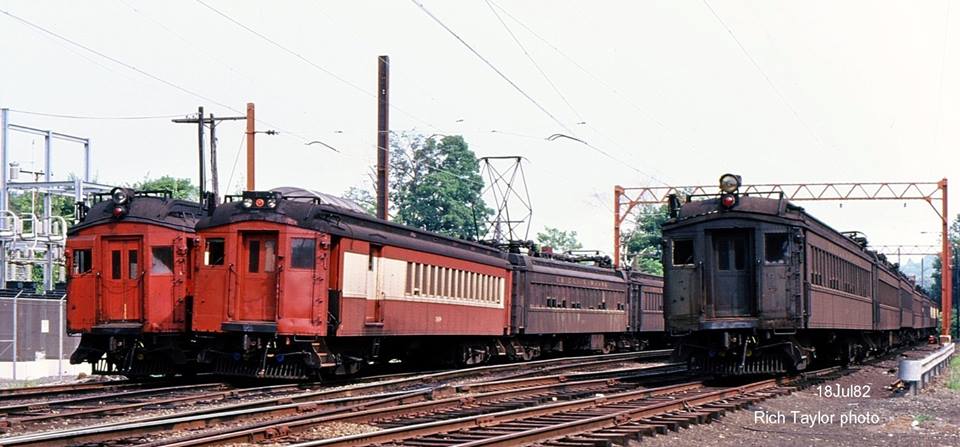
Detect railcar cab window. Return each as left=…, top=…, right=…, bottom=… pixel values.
left=764, top=233, right=788, bottom=264
left=72, top=249, right=92, bottom=275
left=111, top=250, right=121, bottom=279
left=204, top=238, right=225, bottom=266
left=672, top=240, right=694, bottom=266
left=151, top=246, right=174, bottom=274
left=291, top=238, right=315, bottom=269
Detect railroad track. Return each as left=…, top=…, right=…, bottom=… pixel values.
left=284, top=367, right=841, bottom=447
left=0, top=350, right=675, bottom=446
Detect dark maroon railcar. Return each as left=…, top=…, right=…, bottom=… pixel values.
left=662, top=174, right=938, bottom=375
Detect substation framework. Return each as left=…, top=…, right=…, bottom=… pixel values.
left=613, top=180, right=953, bottom=339
left=0, top=108, right=114, bottom=291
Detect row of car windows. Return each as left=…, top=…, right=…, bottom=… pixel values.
left=72, top=237, right=319, bottom=277
left=202, top=237, right=316, bottom=270
left=671, top=233, right=789, bottom=267
left=404, top=262, right=502, bottom=303
left=72, top=246, right=175, bottom=277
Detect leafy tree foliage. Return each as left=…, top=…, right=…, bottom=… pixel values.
left=342, top=185, right=376, bottom=216
left=133, top=176, right=197, bottom=200
left=536, top=227, right=583, bottom=252
left=928, top=213, right=960, bottom=300
left=386, top=132, right=491, bottom=239
left=9, top=192, right=75, bottom=219
left=621, top=205, right=670, bottom=275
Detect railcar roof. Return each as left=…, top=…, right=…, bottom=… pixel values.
left=198, top=191, right=509, bottom=266
left=68, top=195, right=201, bottom=234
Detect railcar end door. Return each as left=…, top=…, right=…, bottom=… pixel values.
left=711, top=231, right=753, bottom=317
left=238, top=233, right=279, bottom=322
left=100, top=238, right=142, bottom=322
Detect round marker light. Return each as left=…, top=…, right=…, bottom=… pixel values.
left=255, top=198, right=266, bottom=207
left=111, top=187, right=129, bottom=205
left=267, top=199, right=277, bottom=208
left=719, top=173, right=741, bottom=193
left=112, top=206, right=126, bottom=218
left=720, top=193, right=736, bottom=208
left=242, top=198, right=253, bottom=208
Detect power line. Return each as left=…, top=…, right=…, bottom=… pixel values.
left=9, top=109, right=183, bottom=120
left=194, top=0, right=449, bottom=134
left=225, top=132, right=245, bottom=195
left=481, top=0, right=668, bottom=186
left=410, top=0, right=574, bottom=135
left=700, top=0, right=824, bottom=148
left=482, top=0, right=583, bottom=125
left=0, top=6, right=325, bottom=146
left=117, top=0, right=258, bottom=84
left=485, top=1, right=678, bottom=137
left=0, top=8, right=243, bottom=115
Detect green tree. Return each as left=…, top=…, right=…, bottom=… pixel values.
left=342, top=185, right=376, bottom=216
left=389, top=132, right=491, bottom=240
left=929, top=214, right=960, bottom=299
left=133, top=176, right=197, bottom=200
left=621, top=205, right=670, bottom=275
left=536, top=227, right=583, bottom=252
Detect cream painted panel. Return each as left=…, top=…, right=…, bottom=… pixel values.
left=342, top=252, right=369, bottom=298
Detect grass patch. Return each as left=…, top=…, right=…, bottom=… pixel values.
left=914, top=414, right=933, bottom=423
left=948, top=356, right=960, bottom=391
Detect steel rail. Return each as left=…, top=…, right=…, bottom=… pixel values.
left=151, top=374, right=668, bottom=447
left=0, top=382, right=229, bottom=415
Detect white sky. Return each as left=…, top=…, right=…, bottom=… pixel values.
left=0, top=0, right=957, bottom=261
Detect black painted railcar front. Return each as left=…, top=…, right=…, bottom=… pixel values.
left=662, top=181, right=937, bottom=375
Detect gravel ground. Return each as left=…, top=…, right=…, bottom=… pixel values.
left=643, top=346, right=960, bottom=447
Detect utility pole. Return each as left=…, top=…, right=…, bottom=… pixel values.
left=376, top=55, right=390, bottom=220
left=197, top=106, right=206, bottom=200
left=246, top=103, right=255, bottom=191
left=173, top=107, right=245, bottom=203
left=209, top=113, right=219, bottom=201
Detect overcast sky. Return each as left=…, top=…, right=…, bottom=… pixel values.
left=0, top=0, right=957, bottom=261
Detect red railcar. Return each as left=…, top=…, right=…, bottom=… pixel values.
left=192, top=189, right=513, bottom=378
left=67, top=188, right=201, bottom=375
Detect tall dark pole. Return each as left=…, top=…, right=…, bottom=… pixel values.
left=209, top=114, right=219, bottom=203
left=197, top=106, right=206, bottom=201
left=246, top=103, right=255, bottom=191
left=376, top=55, right=390, bottom=220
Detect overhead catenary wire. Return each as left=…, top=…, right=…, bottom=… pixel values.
left=117, top=0, right=258, bottom=85
left=482, top=0, right=583, bottom=125
left=409, top=0, right=575, bottom=136
left=194, top=0, right=450, bottom=135
left=0, top=7, right=323, bottom=147
left=8, top=109, right=183, bottom=120
left=481, top=0, right=667, bottom=186
left=700, top=0, right=824, bottom=149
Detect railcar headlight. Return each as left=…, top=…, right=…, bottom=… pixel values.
left=242, top=198, right=253, bottom=208
left=719, top=173, right=741, bottom=193
left=267, top=199, right=277, bottom=208
left=110, top=187, right=130, bottom=205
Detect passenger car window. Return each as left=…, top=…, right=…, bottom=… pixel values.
left=291, top=238, right=315, bottom=269
left=672, top=240, right=694, bottom=266
left=111, top=250, right=121, bottom=279
left=204, top=238, right=225, bottom=266
left=151, top=246, right=174, bottom=274
left=264, top=240, right=276, bottom=272
left=765, top=233, right=788, bottom=264
left=128, top=250, right=139, bottom=279
left=73, top=249, right=92, bottom=274
left=248, top=240, right=261, bottom=273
